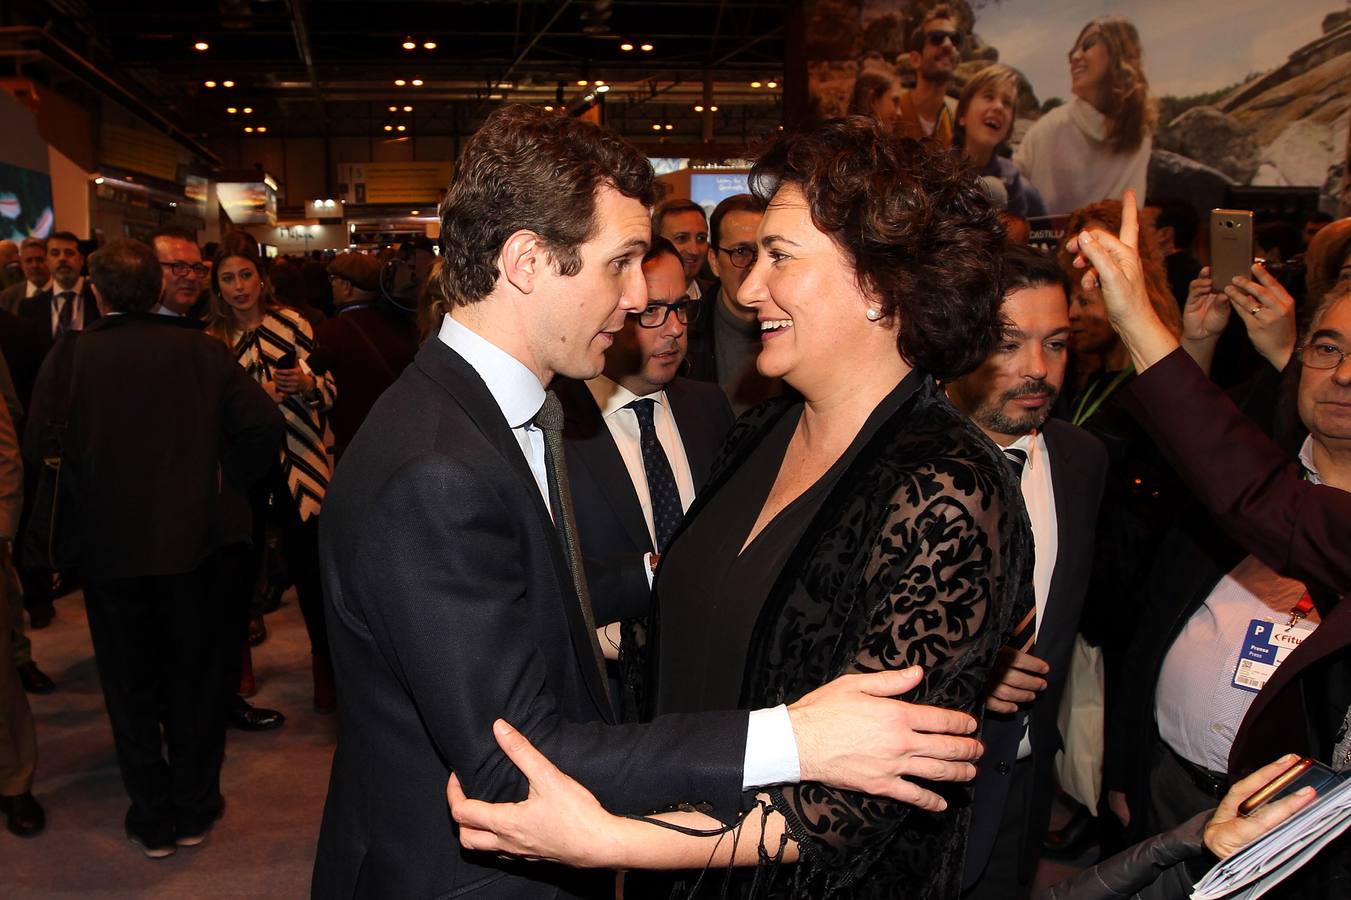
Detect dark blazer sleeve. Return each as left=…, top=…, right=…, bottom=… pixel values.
left=1118, top=348, right=1351, bottom=602
left=348, top=451, right=748, bottom=816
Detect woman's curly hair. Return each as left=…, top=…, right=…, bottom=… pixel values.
left=749, top=116, right=1006, bottom=380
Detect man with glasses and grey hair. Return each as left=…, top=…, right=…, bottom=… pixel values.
left=685, top=192, right=781, bottom=414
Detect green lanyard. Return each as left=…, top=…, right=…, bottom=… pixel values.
left=1071, top=366, right=1133, bottom=427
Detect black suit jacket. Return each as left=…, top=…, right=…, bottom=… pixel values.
left=310, top=306, right=419, bottom=460
left=29, top=314, right=283, bottom=581
left=313, top=339, right=747, bottom=900
left=19, top=282, right=101, bottom=356
left=964, top=419, right=1108, bottom=885
left=556, top=375, right=734, bottom=623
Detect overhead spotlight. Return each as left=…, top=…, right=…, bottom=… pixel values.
left=577, top=79, right=589, bottom=86
left=411, top=210, right=420, bottom=215
left=204, top=80, right=217, bottom=88
left=595, top=84, right=610, bottom=93
left=244, top=126, right=254, bottom=133
left=388, top=105, right=397, bottom=112
left=384, top=125, right=393, bottom=132
left=94, top=176, right=105, bottom=184
left=652, top=123, right=662, bottom=131
left=488, top=93, right=504, bottom=100
left=594, top=79, right=605, bottom=85
left=411, top=78, right=424, bottom=86
left=767, top=81, right=778, bottom=89
left=396, top=124, right=407, bottom=132
left=423, top=41, right=436, bottom=50
left=620, top=42, right=634, bottom=51
left=544, top=105, right=554, bottom=111
left=694, top=105, right=704, bottom=112
left=227, top=107, right=238, bottom=114
left=664, top=124, right=674, bottom=131
left=402, top=38, right=416, bottom=50
left=193, top=41, right=209, bottom=51
left=257, top=126, right=267, bottom=133
left=710, top=105, right=719, bottom=111
left=403, top=105, right=413, bottom=112
left=394, top=79, right=406, bottom=86
left=222, top=80, right=235, bottom=88
left=640, top=43, right=654, bottom=51
left=242, top=107, right=253, bottom=114
left=751, top=81, right=762, bottom=88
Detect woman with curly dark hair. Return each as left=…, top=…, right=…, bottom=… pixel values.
left=1015, top=17, right=1156, bottom=215
left=445, top=117, right=1032, bottom=899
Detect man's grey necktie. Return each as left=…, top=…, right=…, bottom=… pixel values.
left=535, top=391, right=610, bottom=692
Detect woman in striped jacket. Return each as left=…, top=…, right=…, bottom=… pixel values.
left=207, top=242, right=338, bottom=713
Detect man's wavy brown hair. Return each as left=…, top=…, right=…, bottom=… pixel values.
left=749, top=116, right=1005, bottom=380
left=1073, top=17, right=1156, bottom=154
left=436, top=105, right=659, bottom=309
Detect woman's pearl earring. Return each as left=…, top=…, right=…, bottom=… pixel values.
left=865, top=307, right=883, bottom=321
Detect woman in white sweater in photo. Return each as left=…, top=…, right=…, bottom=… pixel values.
left=1015, top=17, right=1156, bottom=215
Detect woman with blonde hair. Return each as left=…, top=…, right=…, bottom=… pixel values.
left=207, top=241, right=339, bottom=714
left=954, top=63, right=1046, bottom=218
left=1015, top=17, right=1156, bottom=215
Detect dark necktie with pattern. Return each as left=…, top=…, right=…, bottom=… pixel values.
left=54, top=291, right=75, bottom=338
left=1003, top=446, right=1036, bottom=653
left=626, top=397, right=682, bottom=553
left=535, top=391, right=609, bottom=689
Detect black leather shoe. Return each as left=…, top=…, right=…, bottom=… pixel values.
left=27, top=608, right=53, bottom=630
left=227, top=696, right=285, bottom=731
left=247, top=615, right=267, bottom=647
left=18, top=661, right=55, bottom=694
left=125, top=821, right=175, bottom=858
left=1042, top=805, right=1100, bottom=860
left=0, top=792, right=46, bottom=837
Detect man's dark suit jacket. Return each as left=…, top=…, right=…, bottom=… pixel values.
left=313, top=338, right=747, bottom=900
left=555, top=375, right=734, bottom=623
left=19, top=283, right=101, bottom=357
left=27, top=314, right=282, bottom=582
left=964, top=419, right=1108, bottom=885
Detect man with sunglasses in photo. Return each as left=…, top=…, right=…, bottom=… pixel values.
left=896, top=4, right=962, bottom=146
left=555, top=236, right=734, bottom=647
left=684, top=192, right=782, bottom=415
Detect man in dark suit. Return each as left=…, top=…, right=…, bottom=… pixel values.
left=1076, top=202, right=1351, bottom=897
left=313, top=105, right=986, bottom=900
left=29, top=239, right=282, bottom=857
left=16, top=230, right=99, bottom=628
left=556, top=237, right=734, bottom=637
left=947, top=245, right=1109, bottom=899
left=0, top=237, right=50, bottom=316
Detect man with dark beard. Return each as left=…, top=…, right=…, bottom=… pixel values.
left=947, top=245, right=1109, bottom=899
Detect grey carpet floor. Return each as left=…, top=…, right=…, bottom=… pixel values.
left=1, top=591, right=334, bottom=898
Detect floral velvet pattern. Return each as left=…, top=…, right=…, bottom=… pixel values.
left=703, top=375, right=1033, bottom=898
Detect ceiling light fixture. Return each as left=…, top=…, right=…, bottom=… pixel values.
left=620, top=42, right=634, bottom=51
left=710, top=105, right=719, bottom=111
left=577, top=79, right=589, bottom=86
left=193, top=41, right=209, bottom=52
left=244, top=126, right=254, bottom=133
left=544, top=105, right=554, bottom=111
left=411, top=78, right=424, bottom=86
left=396, top=124, right=407, bottom=132
left=751, top=81, right=762, bottom=88
left=767, top=81, right=778, bottom=89
left=242, top=107, right=253, bottom=114
left=664, top=123, right=674, bottom=131
left=256, top=126, right=267, bottom=133
left=222, top=80, right=235, bottom=88
left=394, top=79, right=406, bottom=86
left=594, top=79, right=605, bottom=85
left=388, top=105, right=397, bottom=112
left=403, top=105, right=413, bottom=112
left=423, top=41, right=436, bottom=50
left=402, top=38, right=416, bottom=50
left=204, top=80, right=217, bottom=88
left=411, top=210, right=420, bottom=215
left=640, top=43, right=654, bottom=51
left=652, top=123, right=662, bottom=131
left=595, top=84, right=610, bottom=93
left=227, top=107, right=238, bottom=114
left=384, top=125, right=393, bottom=132
left=94, top=176, right=105, bottom=184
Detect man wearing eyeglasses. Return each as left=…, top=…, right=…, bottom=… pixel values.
left=555, top=237, right=735, bottom=668
left=896, top=3, right=962, bottom=146
left=151, top=227, right=209, bottom=319
left=685, top=193, right=782, bottom=415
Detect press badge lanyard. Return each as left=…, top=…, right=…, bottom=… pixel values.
left=1287, top=593, right=1315, bottom=629
left=1072, top=366, right=1134, bottom=427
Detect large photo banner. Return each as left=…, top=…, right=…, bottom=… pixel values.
left=805, top=0, right=1351, bottom=217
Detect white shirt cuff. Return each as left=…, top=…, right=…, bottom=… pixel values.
left=741, top=705, right=801, bottom=790
left=643, top=552, right=655, bottom=588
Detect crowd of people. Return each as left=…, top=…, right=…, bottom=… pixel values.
left=0, top=25, right=1347, bottom=900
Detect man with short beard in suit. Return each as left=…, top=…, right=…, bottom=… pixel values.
left=947, top=245, right=1109, bottom=900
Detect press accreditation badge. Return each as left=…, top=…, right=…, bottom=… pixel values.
left=1232, top=618, right=1316, bottom=694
